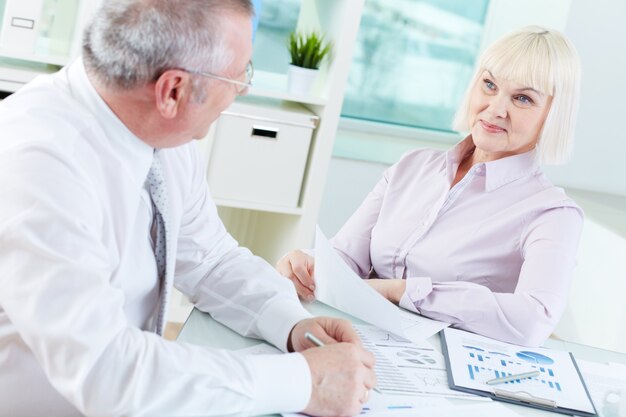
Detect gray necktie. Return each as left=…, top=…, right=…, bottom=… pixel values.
left=146, top=151, right=170, bottom=336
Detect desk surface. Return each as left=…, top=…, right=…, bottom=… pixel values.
left=178, top=303, right=626, bottom=417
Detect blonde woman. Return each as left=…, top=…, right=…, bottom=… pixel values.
left=278, top=26, right=583, bottom=347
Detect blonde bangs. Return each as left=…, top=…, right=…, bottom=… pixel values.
left=480, top=33, right=555, bottom=96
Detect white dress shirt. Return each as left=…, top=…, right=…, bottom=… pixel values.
left=331, top=137, right=583, bottom=347
left=0, top=60, right=312, bottom=416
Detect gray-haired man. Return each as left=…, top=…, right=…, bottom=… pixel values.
left=0, top=1, right=375, bottom=416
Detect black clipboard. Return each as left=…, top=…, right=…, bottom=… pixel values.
left=440, top=328, right=597, bottom=416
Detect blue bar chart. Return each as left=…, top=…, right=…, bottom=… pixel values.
left=445, top=327, right=597, bottom=414
left=463, top=345, right=563, bottom=391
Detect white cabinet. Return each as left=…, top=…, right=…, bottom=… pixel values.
left=0, top=0, right=99, bottom=92
left=208, top=99, right=318, bottom=209
left=201, top=0, right=365, bottom=263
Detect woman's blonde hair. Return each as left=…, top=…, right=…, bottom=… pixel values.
left=453, top=26, right=581, bottom=165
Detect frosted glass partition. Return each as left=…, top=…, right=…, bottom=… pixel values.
left=0, top=1, right=5, bottom=30
left=342, top=0, right=490, bottom=132
left=252, top=0, right=301, bottom=75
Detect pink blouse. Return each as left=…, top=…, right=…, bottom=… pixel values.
left=331, top=137, right=583, bottom=347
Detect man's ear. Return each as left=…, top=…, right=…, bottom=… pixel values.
left=154, top=70, right=191, bottom=119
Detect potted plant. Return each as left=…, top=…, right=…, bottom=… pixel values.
left=287, top=30, right=332, bottom=95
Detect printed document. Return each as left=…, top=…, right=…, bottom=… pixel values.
left=354, top=323, right=487, bottom=400
left=314, top=226, right=449, bottom=342
left=355, top=402, right=523, bottom=417
left=284, top=395, right=519, bottom=417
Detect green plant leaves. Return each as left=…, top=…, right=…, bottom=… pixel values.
left=288, top=31, right=332, bottom=69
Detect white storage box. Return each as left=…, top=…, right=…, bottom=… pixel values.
left=207, top=99, right=318, bottom=208
left=0, top=0, right=44, bottom=55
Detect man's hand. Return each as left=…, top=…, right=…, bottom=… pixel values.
left=366, top=279, right=406, bottom=304
left=301, top=343, right=376, bottom=417
left=288, top=317, right=360, bottom=352
left=289, top=317, right=376, bottom=416
left=276, top=250, right=316, bottom=301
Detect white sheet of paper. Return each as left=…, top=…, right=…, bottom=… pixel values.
left=359, top=402, right=523, bottom=417
left=314, top=226, right=449, bottom=342
left=283, top=400, right=520, bottom=417
left=578, top=359, right=626, bottom=417
left=282, top=391, right=452, bottom=417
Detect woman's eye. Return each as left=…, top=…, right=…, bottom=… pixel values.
left=483, top=79, right=496, bottom=90
left=516, top=95, right=533, bottom=105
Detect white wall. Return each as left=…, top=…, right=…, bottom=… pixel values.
left=544, top=0, right=626, bottom=196
left=479, top=0, right=571, bottom=51
left=318, top=158, right=387, bottom=236
left=555, top=190, right=626, bottom=353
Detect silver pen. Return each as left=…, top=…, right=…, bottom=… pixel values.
left=304, top=332, right=382, bottom=394
left=304, top=331, right=325, bottom=347
left=486, top=370, right=540, bottom=385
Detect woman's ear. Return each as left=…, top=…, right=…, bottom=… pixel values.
left=153, top=70, right=191, bottom=119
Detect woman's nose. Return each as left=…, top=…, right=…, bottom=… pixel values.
left=486, top=94, right=508, bottom=118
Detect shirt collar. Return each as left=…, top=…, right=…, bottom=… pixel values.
left=446, top=136, right=540, bottom=192
left=483, top=149, right=539, bottom=191
left=66, top=58, right=154, bottom=188
left=445, top=136, right=476, bottom=183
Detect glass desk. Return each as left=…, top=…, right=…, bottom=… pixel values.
left=178, top=302, right=626, bottom=417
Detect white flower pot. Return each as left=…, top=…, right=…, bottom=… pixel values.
left=287, top=64, right=319, bottom=95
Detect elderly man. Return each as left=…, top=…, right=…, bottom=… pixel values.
left=0, top=1, right=375, bottom=416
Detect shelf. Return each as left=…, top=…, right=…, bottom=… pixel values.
left=0, top=48, right=68, bottom=67
left=0, top=79, right=22, bottom=93
left=0, top=59, right=60, bottom=92
left=248, top=70, right=327, bottom=106
left=206, top=0, right=365, bottom=262
left=214, top=197, right=304, bottom=216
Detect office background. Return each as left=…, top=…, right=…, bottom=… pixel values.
left=0, top=0, right=623, bottom=353
left=252, top=0, right=626, bottom=354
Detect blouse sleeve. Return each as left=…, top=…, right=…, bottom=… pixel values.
left=400, top=205, right=584, bottom=347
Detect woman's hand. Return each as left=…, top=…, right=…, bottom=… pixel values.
left=366, top=279, right=406, bottom=304
left=276, top=250, right=316, bottom=301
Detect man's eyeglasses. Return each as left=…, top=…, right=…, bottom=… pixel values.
left=185, top=60, right=254, bottom=95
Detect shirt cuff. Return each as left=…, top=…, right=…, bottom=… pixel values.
left=247, top=352, right=311, bottom=415
left=256, top=299, right=312, bottom=352
left=399, top=277, right=433, bottom=312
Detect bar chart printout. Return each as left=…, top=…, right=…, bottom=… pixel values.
left=443, top=328, right=596, bottom=414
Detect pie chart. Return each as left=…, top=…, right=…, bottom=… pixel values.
left=516, top=351, right=554, bottom=365
left=397, top=349, right=437, bottom=365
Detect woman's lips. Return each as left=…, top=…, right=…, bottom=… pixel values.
left=480, top=120, right=506, bottom=133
